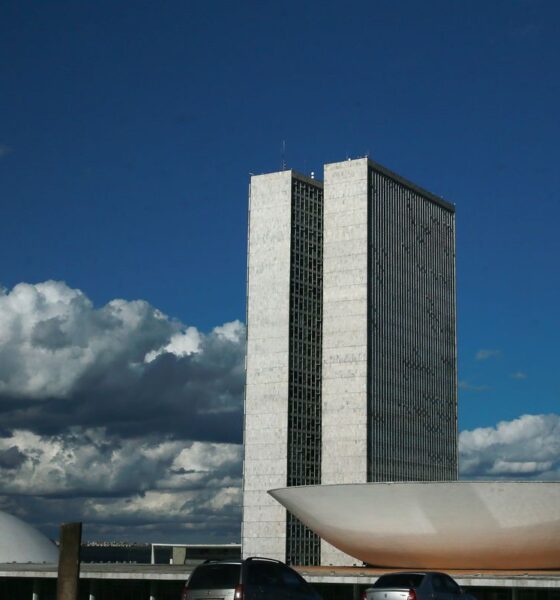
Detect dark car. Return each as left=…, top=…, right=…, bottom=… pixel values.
left=181, top=556, right=323, bottom=600
left=362, top=572, right=476, bottom=600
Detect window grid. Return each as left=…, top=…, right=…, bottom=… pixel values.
left=367, top=167, right=458, bottom=483
left=286, top=176, right=323, bottom=566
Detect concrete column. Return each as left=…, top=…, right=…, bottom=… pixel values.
left=56, top=522, right=82, bottom=600
left=172, top=546, right=186, bottom=565
left=32, top=579, right=40, bottom=600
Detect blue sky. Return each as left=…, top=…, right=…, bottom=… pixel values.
left=0, top=1, right=559, bottom=540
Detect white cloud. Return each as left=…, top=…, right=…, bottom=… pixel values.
left=475, top=349, right=501, bottom=361
left=144, top=327, right=201, bottom=362
left=0, top=280, right=246, bottom=541
left=0, top=281, right=246, bottom=443
left=143, top=320, right=244, bottom=363
left=0, top=429, right=242, bottom=496
left=213, top=321, right=245, bottom=343
left=0, top=281, right=178, bottom=398
left=488, top=460, right=553, bottom=475
left=0, top=428, right=242, bottom=541
left=459, top=414, right=560, bottom=479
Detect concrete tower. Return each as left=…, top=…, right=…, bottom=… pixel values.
left=320, top=158, right=457, bottom=565
left=242, top=158, right=458, bottom=567
left=242, top=170, right=324, bottom=565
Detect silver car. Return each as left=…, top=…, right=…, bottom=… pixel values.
left=181, top=556, right=323, bottom=600
left=362, top=572, right=476, bottom=600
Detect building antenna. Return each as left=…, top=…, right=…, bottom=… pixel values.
left=281, top=140, right=287, bottom=170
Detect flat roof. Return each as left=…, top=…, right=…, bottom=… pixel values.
left=250, top=169, right=323, bottom=188
left=291, top=170, right=323, bottom=188
left=297, top=566, right=560, bottom=589
left=1, top=564, right=559, bottom=588
left=251, top=161, right=452, bottom=211
left=363, top=158, right=455, bottom=213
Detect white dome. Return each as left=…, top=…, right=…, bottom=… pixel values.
left=270, top=481, right=560, bottom=569
left=0, top=511, right=58, bottom=563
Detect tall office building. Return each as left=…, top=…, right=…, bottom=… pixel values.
left=320, top=158, right=457, bottom=565
left=242, top=158, right=458, bottom=567
left=243, top=170, right=324, bottom=566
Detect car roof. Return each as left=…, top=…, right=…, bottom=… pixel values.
left=379, top=571, right=445, bottom=575
left=195, top=556, right=285, bottom=567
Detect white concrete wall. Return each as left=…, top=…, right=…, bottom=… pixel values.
left=242, top=171, right=292, bottom=561
left=321, top=158, right=369, bottom=565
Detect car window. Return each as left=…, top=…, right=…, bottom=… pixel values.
left=432, top=575, right=445, bottom=593
left=247, top=562, right=283, bottom=586
left=374, top=575, right=425, bottom=588
left=279, top=565, right=310, bottom=590
left=442, top=576, right=461, bottom=595
left=188, top=564, right=240, bottom=590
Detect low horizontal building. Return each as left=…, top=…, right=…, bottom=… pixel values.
left=1, top=562, right=559, bottom=600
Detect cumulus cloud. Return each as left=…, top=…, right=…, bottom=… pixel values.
left=0, top=446, right=26, bottom=470
left=145, top=327, right=201, bottom=362
left=0, top=280, right=246, bottom=541
left=475, top=349, right=501, bottom=361
left=0, top=281, right=177, bottom=398
left=0, top=281, right=245, bottom=442
left=459, top=414, right=560, bottom=479
left=0, top=428, right=242, bottom=541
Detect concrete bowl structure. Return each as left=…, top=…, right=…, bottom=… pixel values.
left=0, top=511, right=58, bottom=563
left=269, top=481, right=560, bottom=569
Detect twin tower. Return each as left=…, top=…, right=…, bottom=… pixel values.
left=242, top=157, right=458, bottom=566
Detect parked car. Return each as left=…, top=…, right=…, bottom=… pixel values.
left=181, top=556, right=323, bottom=600
left=362, top=572, right=476, bottom=600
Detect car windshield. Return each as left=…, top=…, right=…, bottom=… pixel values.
left=188, top=564, right=240, bottom=589
left=373, top=574, right=425, bottom=589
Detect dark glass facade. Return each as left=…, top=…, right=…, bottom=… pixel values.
left=286, top=175, right=324, bottom=566
left=367, top=165, right=457, bottom=482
